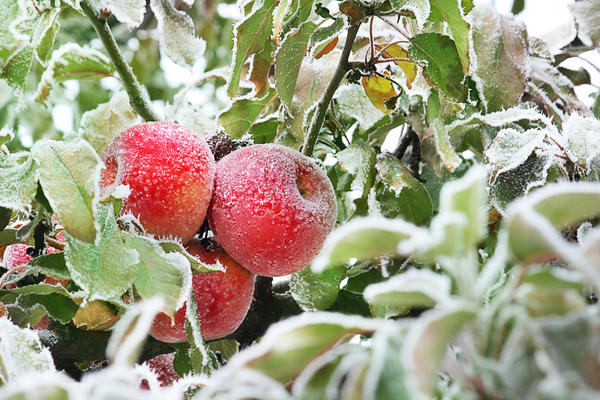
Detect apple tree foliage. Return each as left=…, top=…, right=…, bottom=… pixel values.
left=1, top=0, right=600, bottom=398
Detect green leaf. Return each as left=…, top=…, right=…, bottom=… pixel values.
left=275, top=21, right=316, bottom=109
left=26, top=252, right=71, bottom=281
left=363, top=111, right=406, bottom=146
left=469, top=5, right=528, bottom=112
left=32, top=139, right=101, bottom=243
left=31, top=8, right=60, bottom=64
left=429, top=0, right=470, bottom=73
left=0, top=318, right=55, bottom=384
left=240, top=313, right=382, bottom=383
left=0, top=151, right=39, bottom=213
left=309, top=17, right=345, bottom=51
left=335, top=141, right=377, bottom=216
left=249, top=116, right=279, bottom=144
left=563, top=114, right=600, bottom=171
left=409, top=33, right=465, bottom=101
left=438, top=164, right=487, bottom=248
left=219, top=87, right=277, bottom=139
left=390, top=0, right=431, bottom=28
left=516, top=284, right=586, bottom=317
left=79, top=91, right=140, bottom=155
left=490, top=153, right=552, bottom=213
left=312, top=217, right=421, bottom=272
left=375, top=153, right=433, bottom=226
left=364, top=269, right=451, bottom=315
left=404, top=304, right=476, bottom=397
left=35, top=43, right=115, bottom=105
left=485, top=128, right=546, bottom=174
left=522, top=266, right=585, bottom=292
left=150, top=0, right=205, bottom=67
left=426, top=90, right=461, bottom=171
left=568, top=0, right=600, bottom=47
left=227, top=0, right=278, bottom=96
left=92, top=0, right=146, bottom=29
left=335, top=84, right=385, bottom=130
left=64, top=202, right=138, bottom=302
left=125, top=234, right=192, bottom=318
left=1, top=45, right=34, bottom=93
left=158, top=241, right=224, bottom=274
left=290, top=265, right=345, bottom=311
left=18, top=289, right=79, bottom=324
left=0, top=1, right=19, bottom=61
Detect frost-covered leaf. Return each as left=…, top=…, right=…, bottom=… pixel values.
left=309, top=17, right=345, bottom=56
left=485, top=128, right=546, bottom=174
left=0, top=1, right=19, bottom=61
left=336, top=141, right=377, bottom=214
left=90, top=0, right=146, bottom=29
left=79, top=91, right=140, bottom=156
left=429, top=0, right=470, bottom=73
left=361, top=74, right=398, bottom=114
left=250, top=38, right=276, bottom=96
left=438, top=165, right=487, bottom=248
left=568, top=0, right=600, bottom=47
left=312, top=217, right=422, bottom=272
left=290, top=265, right=345, bottom=311
left=150, top=0, right=205, bottom=68
left=249, top=116, right=279, bottom=144
left=490, top=153, right=552, bottom=213
left=364, top=269, right=451, bottom=314
left=0, top=317, right=55, bottom=384
left=375, top=153, right=433, bottom=226
left=31, top=7, right=60, bottom=64
left=335, top=84, right=384, bottom=130
left=0, top=151, right=39, bottom=213
left=65, top=202, right=138, bottom=302
left=563, top=114, right=600, bottom=171
left=403, top=304, right=476, bottom=397
left=516, top=284, right=586, bottom=317
left=227, top=313, right=383, bottom=383
left=219, top=87, right=277, bottom=139
left=409, top=33, right=465, bottom=101
left=35, top=43, right=115, bottom=104
left=1, top=284, right=79, bottom=324
left=106, top=297, right=164, bottom=366
left=522, top=266, right=585, bottom=292
left=125, top=234, right=191, bottom=318
left=1, top=45, right=34, bottom=93
left=426, top=90, right=461, bottom=171
left=469, top=6, right=528, bottom=112
left=390, top=0, right=430, bottom=28
left=32, top=139, right=101, bottom=243
left=374, top=43, right=417, bottom=89
left=158, top=240, right=224, bottom=274
left=275, top=21, right=315, bottom=109
left=227, top=0, right=278, bottom=96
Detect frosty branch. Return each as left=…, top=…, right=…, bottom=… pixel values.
left=80, top=0, right=160, bottom=122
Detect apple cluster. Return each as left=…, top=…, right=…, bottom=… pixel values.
left=99, top=122, right=337, bottom=343
left=1, top=122, right=337, bottom=343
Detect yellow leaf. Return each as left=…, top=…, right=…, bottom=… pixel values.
left=375, top=43, right=417, bottom=89
left=361, top=74, right=398, bottom=114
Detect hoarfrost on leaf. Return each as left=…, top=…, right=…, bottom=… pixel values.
left=335, top=84, right=385, bottom=130
left=563, top=114, right=600, bottom=170
left=89, top=0, right=146, bottom=30
left=485, top=128, right=546, bottom=174
left=150, top=0, right=206, bottom=68
left=0, top=317, right=55, bottom=384
left=0, top=151, right=39, bottom=213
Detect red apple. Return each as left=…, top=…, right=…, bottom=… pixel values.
left=149, top=239, right=255, bottom=342
left=99, top=122, right=215, bottom=244
left=208, top=144, right=337, bottom=277
left=139, top=353, right=179, bottom=389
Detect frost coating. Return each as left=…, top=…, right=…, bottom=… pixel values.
left=100, top=122, right=215, bottom=244
left=89, top=0, right=146, bottom=30
left=485, top=128, right=546, bottom=174
left=209, top=144, right=337, bottom=277
left=0, top=317, right=55, bottom=384
left=563, top=114, right=600, bottom=170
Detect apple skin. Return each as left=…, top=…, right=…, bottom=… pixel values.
left=149, top=239, right=255, bottom=342
left=139, top=353, right=179, bottom=389
left=99, top=122, right=215, bottom=244
left=208, top=144, right=337, bottom=277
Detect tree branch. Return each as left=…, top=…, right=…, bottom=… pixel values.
left=302, top=23, right=361, bottom=157
left=80, top=1, right=160, bottom=122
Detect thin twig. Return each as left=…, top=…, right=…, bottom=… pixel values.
left=80, top=0, right=160, bottom=122
left=303, top=23, right=361, bottom=157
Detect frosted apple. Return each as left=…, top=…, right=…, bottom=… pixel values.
left=149, top=239, right=255, bottom=342
left=99, top=122, right=215, bottom=244
left=208, top=144, right=337, bottom=277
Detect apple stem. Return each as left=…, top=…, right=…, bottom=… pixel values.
left=80, top=0, right=161, bottom=122
left=302, top=23, right=361, bottom=157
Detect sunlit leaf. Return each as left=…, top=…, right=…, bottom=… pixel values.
left=429, top=0, right=470, bottom=73
left=361, top=74, right=398, bottom=114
